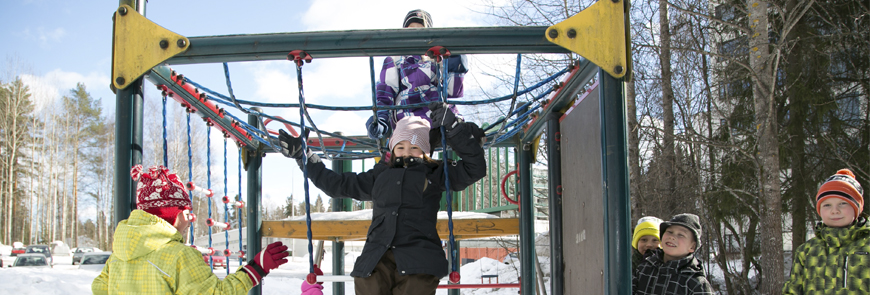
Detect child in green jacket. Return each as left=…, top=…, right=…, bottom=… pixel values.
left=783, top=168, right=869, bottom=294
left=92, top=165, right=289, bottom=294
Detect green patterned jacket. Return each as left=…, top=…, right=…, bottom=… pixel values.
left=783, top=217, right=870, bottom=294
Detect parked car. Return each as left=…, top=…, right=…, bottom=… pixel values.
left=25, top=245, right=52, bottom=265
left=13, top=253, right=51, bottom=268
left=11, top=247, right=26, bottom=257
left=72, top=247, right=96, bottom=265
left=79, top=252, right=112, bottom=271
left=202, top=253, right=227, bottom=269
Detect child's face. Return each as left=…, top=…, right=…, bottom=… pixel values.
left=819, top=198, right=856, bottom=228
left=636, top=235, right=661, bottom=255
left=660, top=225, right=696, bottom=262
left=392, top=140, right=424, bottom=158
left=174, top=210, right=192, bottom=235
left=406, top=22, right=425, bottom=28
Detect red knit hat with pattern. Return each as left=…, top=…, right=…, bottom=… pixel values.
left=131, top=165, right=191, bottom=226
left=816, top=169, right=864, bottom=220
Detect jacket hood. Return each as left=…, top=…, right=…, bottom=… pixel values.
left=113, top=210, right=183, bottom=261
left=814, top=216, right=870, bottom=248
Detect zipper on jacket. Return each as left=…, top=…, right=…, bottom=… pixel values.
left=842, top=255, right=848, bottom=288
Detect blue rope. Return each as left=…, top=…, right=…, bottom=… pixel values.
left=482, top=86, right=555, bottom=133
left=369, top=56, right=384, bottom=157
left=237, top=149, right=243, bottom=266
left=437, top=57, right=457, bottom=274
left=162, top=95, right=168, bottom=167
left=182, top=63, right=566, bottom=155
left=295, top=62, right=315, bottom=274
left=223, top=138, right=230, bottom=275
left=223, top=62, right=253, bottom=114
left=207, top=127, right=213, bottom=269
left=489, top=54, right=523, bottom=143
left=187, top=112, right=194, bottom=243
left=182, top=66, right=569, bottom=110
left=492, top=117, right=532, bottom=145
left=256, top=113, right=378, bottom=149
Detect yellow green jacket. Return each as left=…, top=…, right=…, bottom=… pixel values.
left=92, top=210, right=254, bottom=294
left=783, top=217, right=870, bottom=294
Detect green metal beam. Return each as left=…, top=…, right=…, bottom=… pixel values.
left=598, top=69, right=631, bottom=295
left=470, top=204, right=519, bottom=213
left=165, top=27, right=569, bottom=65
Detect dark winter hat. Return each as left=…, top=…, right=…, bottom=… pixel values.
left=660, top=213, right=702, bottom=249
left=816, top=169, right=864, bottom=220
left=403, top=9, right=432, bottom=28
left=131, top=165, right=192, bottom=226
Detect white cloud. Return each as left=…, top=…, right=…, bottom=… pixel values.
left=20, top=27, right=66, bottom=46
left=19, top=69, right=111, bottom=113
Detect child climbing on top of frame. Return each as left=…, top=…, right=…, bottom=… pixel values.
left=278, top=103, right=487, bottom=295
left=366, top=9, right=471, bottom=143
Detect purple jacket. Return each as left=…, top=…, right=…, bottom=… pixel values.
left=375, top=55, right=465, bottom=129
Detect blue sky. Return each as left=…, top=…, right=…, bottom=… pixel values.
left=1, top=0, right=515, bottom=220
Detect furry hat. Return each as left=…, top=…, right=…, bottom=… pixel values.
left=131, top=165, right=191, bottom=226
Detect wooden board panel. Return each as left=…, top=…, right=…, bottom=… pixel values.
left=261, top=218, right=519, bottom=242
left=561, top=86, right=605, bottom=293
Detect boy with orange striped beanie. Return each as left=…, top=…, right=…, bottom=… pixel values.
left=783, top=168, right=869, bottom=294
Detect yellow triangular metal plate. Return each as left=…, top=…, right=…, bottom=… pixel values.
left=531, top=134, right=543, bottom=160
left=111, top=5, right=189, bottom=90
left=546, top=0, right=628, bottom=78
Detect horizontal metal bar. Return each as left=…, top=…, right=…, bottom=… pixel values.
left=166, top=27, right=569, bottom=65
left=437, top=283, right=521, bottom=289
left=520, top=59, right=598, bottom=143
left=146, top=65, right=260, bottom=149
left=471, top=204, right=519, bottom=213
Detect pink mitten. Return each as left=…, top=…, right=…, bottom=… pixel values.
left=301, top=280, right=324, bottom=295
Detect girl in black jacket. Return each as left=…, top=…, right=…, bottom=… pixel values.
left=278, top=103, right=486, bottom=295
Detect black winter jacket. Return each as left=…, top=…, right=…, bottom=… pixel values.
left=301, top=123, right=486, bottom=279
left=633, top=248, right=714, bottom=295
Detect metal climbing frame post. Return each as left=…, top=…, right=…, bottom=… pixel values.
left=519, top=144, right=535, bottom=295
left=599, top=69, right=631, bottom=295
left=547, top=114, right=564, bottom=295
left=246, top=108, right=264, bottom=295
left=113, top=0, right=145, bottom=226
left=331, top=157, right=352, bottom=295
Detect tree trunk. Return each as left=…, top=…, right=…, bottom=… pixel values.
left=627, top=75, right=642, bottom=222
left=659, top=0, right=677, bottom=211
left=748, top=0, right=785, bottom=292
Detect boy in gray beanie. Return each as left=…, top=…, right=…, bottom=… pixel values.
left=632, top=213, right=713, bottom=294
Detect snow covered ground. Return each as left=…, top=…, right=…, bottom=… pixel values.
left=0, top=251, right=531, bottom=295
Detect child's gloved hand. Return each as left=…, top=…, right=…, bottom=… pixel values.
left=301, top=280, right=324, bottom=295
left=241, top=241, right=289, bottom=286
left=278, top=129, right=306, bottom=159
left=446, top=55, right=469, bottom=74
left=428, top=102, right=461, bottom=131
left=366, top=115, right=389, bottom=140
